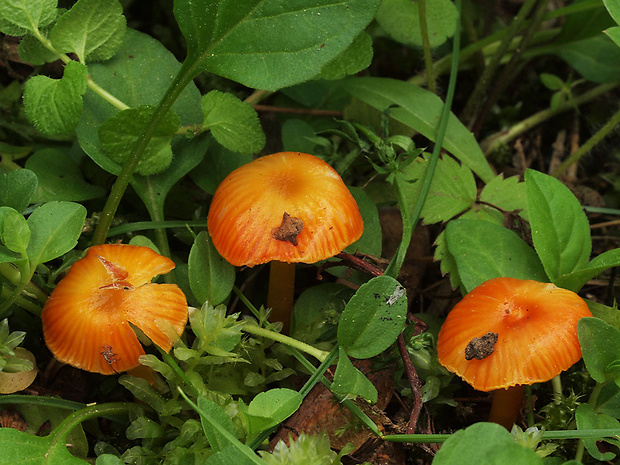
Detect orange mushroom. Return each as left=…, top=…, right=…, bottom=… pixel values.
left=437, top=277, right=592, bottom=429
left=207, top=152, right=363, bottom=332
left=41, top=244, right=188, bottom=375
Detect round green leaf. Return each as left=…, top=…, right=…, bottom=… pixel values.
left=188, top=231, right=235, bottom=306
left=337, top=275, right=407, bottom=358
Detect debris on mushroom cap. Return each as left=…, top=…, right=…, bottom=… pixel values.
left=437, top=277, right=592, bottom=391
left=41, top=244, right=188, bottom=375
left=207, top=152, right=364, bottom=266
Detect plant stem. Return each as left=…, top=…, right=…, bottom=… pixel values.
left=91, top=60, right=201, bottom=245
left=480, top=82, right=620, bottom=155
left=551, top=103, right=620, bottom=177
left=0, top=286, right=41, bottom=315
left=241, top=322, right=329, bottom=362
left=418, top=0, right=436, bottom=94
left=0, top=263, right=47, bottom=302
left=266, top=261, right=295, bottom=334
left=385, top=0, right=461, bottom=278
left=461, top=0, right=538, bottom=127
left=488, top=385, right=526, bottom=429
left=106, top=220, right=208, bottom=238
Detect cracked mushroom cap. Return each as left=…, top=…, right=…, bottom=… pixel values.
left=41, top=244, right=188, bottom=375
left=437, top=277, right=592, bottom=391
left=207, top=152, right=364, bottom=266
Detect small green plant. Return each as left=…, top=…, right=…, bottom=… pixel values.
left=2, top=0, right=620, bottom=464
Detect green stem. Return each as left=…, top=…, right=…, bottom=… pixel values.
left=0, top=263, right=47, bottom=302
left=159, top=348, right=199, bottom=398
left=480, top=82, right=620, bottom=155
left=551, top=103, right=620, bottom=177
left=0, top=286, right=41, bottom=315
left=91, top=60, right=202, bottom=245
left=385, top=0, right=462, bottom=278
left=461, top=0, right=538, bottom=126
left=551, top=374, right=563, bottom=405
left=107, top=220, right=208, bottom=237
left=418, top=0, right=436, bottom=94
left=0, top=394, right=85, bottom=410
left=51, top=402, right=136, bottom=446
left=241, top=322, right=329, bottom=362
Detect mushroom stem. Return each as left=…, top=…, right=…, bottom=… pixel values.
left=267, top=261, right=295, bottom=334
left=488, top=385, right=525, bottom=429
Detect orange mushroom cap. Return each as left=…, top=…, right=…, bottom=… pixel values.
left=41, top=244, right=188, bottom=375
left=437, top=277, right=592, bottom=391
left=207, top=152, right=364, bottom=266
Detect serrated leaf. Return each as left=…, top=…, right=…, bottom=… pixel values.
left=98, top=105, right=180, bottom=176
left=376, top=0, right=458, bottom=48
left=174, top=0, right=380, bottom=91
left=50, top=0, right=126, bottom=63
left=525, top=169, right=591, bottom=284
left=76, top=29, right=202, bottom=175
left=201, top=91, right=265, bottom=155
left=18, top=31, right=58, bottom=65
left=337, top=275, right=407, bottom=359
left=479, top=174, right=529, bottom=220
left=23, top=60, right=88, bottom=136
left=0, top=0, right=57, bottom=36
left=24, top=149, right=105, bottom=202
left=316, top=32, right=373, bottom=80
left=188, top=231, right=235, bottom=306
left=343, top=77, right=495, bottom=182
left=0, top=169, right=38, bottom=212
left=400, top=154, right=477, bottom=224
left=332, top=347, right=378, bottom=403
left=445, top=219, right=547, bottom=292
left=26, top=201, right=87, bottom=268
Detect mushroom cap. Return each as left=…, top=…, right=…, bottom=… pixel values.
left=437, top=277, right=592, bottom=391
left=41, top=244, right=188, bottom=375
left=207, top=152, right=364, bottom=266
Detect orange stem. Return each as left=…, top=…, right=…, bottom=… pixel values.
left=266, top=261, right=295, bottom=334
left=488, top=385, right=525, bottom=429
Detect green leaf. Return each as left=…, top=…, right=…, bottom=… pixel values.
left=0, top=0, right=57, bottom=36
left=130, top=135, right=208, bottom=227
left=50, top=0, right=126, bottom=63
left=0, top=169, right=38, bottom=212
left=196, top=397, right=241, bottom=453
left=316, top=32, right=373, bottom=80
left=76, top=28, right=202, bottom=175
left=26, top=201, right=87, bottom=268
left=575, top=404, right=620, bottom=461
left=332, top=346, right=378, bottom=403
left=245, top=388, right=302, bottom=441
left=376, top=0, right=458, bottom=48
left=603, top=0, right=620, bottom=25
left=555, top=248, right=620, bottom=292
left=126, top=416, right=164, bottom=440
left=201, top=90, right=265, bottom=154
left=606, top=26, right=620, bottom=48
left=0, top=427, right=88, bottom=465
left=338, top=275, right=407, bottom=359
left=23, top=60, right=88, bottom=136
left=18, top=32, right=59, bottom=65
left=433, top=422, right=542, bottom=465
left=525, top=169, right=591, bottom=285
left=578, top=317, right=620, bottom=384
left=445, top=219, right=547, bottom=292
left=343, top=77, right=495, bottom=182
left=190, top=142, right=253, bottom=196
left=188, top=231, right=235, bottom=306
left=345, top=186, right=381, bottom=256
left=400, top=154, right=477, bottom=224
left=1, top=209, right=30, bottom=255
left=540, top=73, right=565, bottom=91
left=479, top=174, right=528, bottom=220
left=174, top=0, right=380, bottom=91
left=24, top=149, right=105, bottom=202
left=119, top=375, right=166, bottom=414
left=554, top=34, right=620, bottom=83
left=98, top=105, right=180, bottom=176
